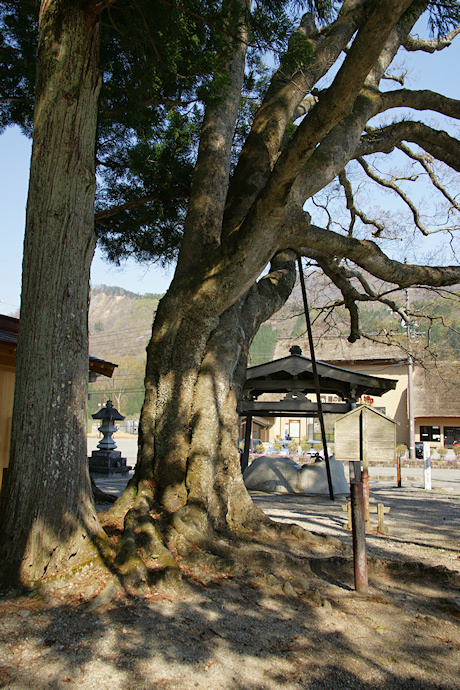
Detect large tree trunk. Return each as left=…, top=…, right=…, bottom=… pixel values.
left=0, top=1, right=106, bottom=585
left=104, top=253, right=304, bottom=585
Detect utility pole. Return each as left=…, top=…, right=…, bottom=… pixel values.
left=406, top=289, right=416, bottom=460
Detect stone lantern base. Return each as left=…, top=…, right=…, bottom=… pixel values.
left=88, top=449, right=132, bottom=476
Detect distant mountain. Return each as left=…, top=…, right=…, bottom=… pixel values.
left=88, top=280, right=460, bottom=417
left=88, top=285, right=162, bottom=417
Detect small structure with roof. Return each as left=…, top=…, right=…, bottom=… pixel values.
left=238, top=346, right=397, bottom=484
left=334, top=403, right=398, bottom=465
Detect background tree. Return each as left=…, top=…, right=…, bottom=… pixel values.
left=0, top=0, right=114, bottom=583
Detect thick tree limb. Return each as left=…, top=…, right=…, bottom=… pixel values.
left=355, top=122, right=460, bottom=172
left=222, top=2, right=369, bottom=235
left=284, top=224, right=460, bottom=288
left=175, top=0, right=249, bottom=277
left=380, top=89, right=460, bottom=121
left=267, top=0, right=413, bottom=199
left=404, top=25, right=460, bottom=52
left=279, top=1, right=423, bottom=210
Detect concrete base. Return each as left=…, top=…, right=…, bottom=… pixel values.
left=243, top=455, right=349, bottom=496
left=88, top=449, right=131, bottom=476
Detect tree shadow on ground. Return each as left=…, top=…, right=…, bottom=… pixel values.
left=0, top=560, right=459, bottom=689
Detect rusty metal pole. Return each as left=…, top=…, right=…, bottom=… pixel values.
left=396, top=454, right=402, bottom=487
left=350, top=480, right=368, bottom=594
left=297, top=258, right=334, bottom=501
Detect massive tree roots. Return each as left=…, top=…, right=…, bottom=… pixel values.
left=97, top=484, right=350, bottom=600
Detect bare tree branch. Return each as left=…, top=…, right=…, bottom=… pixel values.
left=94, top=193, right=189, bottom=222
left=0, top=97, right=29, bottom=103
left=338, top=168, right=386, bottom=237
left=357, top=156, right=444, bottom=236
left=396, top=142, right=460, bottom=212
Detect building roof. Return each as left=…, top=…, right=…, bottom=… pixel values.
left=413, top=362, right=460, bottom=418
left=244, top=352, right=397, bottom=398
left=283, top=333, right=460, bottom=419
left=275, top=336, right=407, bottom=366
left=239, top=349, right=397, bottom=417
left=0, top=314, right=117, bottom=377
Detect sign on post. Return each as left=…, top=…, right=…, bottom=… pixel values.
left=423, top=441, right=431, bottom=491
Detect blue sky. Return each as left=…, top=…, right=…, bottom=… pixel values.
left=0, top=22, right=459, bottom=316
left=0, top=128, right=175, bottom=314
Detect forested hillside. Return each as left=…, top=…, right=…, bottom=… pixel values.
left=88, top=286, right=161, bottom=416
left=88, top=281, right=460, bottom=417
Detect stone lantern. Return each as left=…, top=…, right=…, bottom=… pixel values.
left=88, top=400, right=131, bottom=475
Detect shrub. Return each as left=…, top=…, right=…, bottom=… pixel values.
left=256, top=441, right=264, bottom=454
left=437, top=447, right=448, bottom=459
left=287, top=442, right=298, bottom=454
left=396, top=443, right=408, bottom=457
left=454, top=445, right=460, bottom=459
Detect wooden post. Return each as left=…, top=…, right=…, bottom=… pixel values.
left=396, top=453, right=402, bottom=487
left=361, top=469, right=370, bottom=532
left=351, top=480, right=368, bottom=594
left=377, top=503, right=388, bottom=534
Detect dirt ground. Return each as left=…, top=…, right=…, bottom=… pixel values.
left=0, top=486, right=459, bottom=689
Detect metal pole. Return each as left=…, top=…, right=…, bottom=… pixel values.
left=241, top=414, right=252, bottom=473
left=297, top=258, right=334, bottom=501
left=396, top=453, right=402, bottom=487
left=350, top=480, right=368, bottom=594
left=423, top=441, right=431, bottom=490
left=406, top=289, right=416, bottom=460
left=408, top=355, right=416, bottom=460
